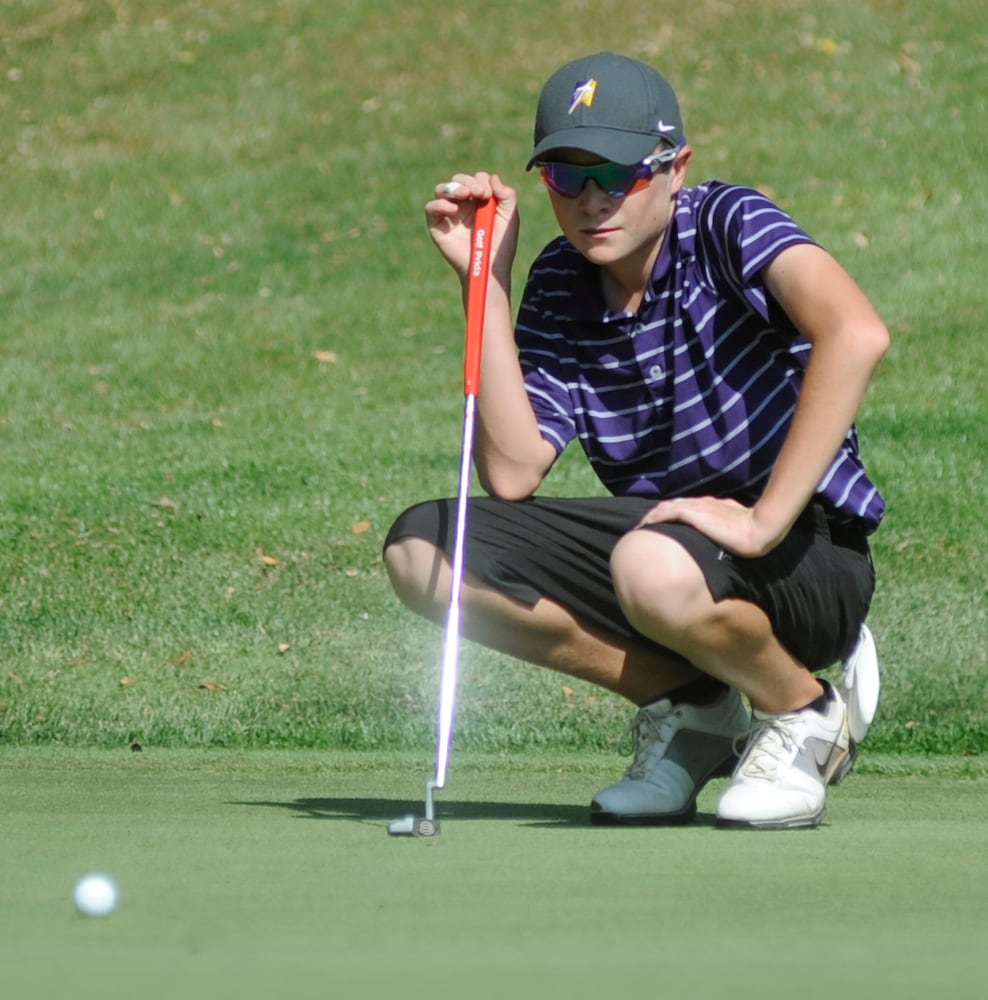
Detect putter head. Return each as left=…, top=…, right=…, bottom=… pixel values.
left=387, top=814, right=441, bottom=838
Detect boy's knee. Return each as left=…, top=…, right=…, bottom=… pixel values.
left=383, top=536, right=420, bottom=594
left=610, top=529, right=709, bottom=633
left=383, top=536, right=447, bottom=618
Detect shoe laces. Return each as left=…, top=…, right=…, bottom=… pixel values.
left=620, top=703, right=681, bottom=780
left=734, top=716, right=797, bottom=780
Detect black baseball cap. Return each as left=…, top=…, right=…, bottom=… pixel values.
left=527, top=52, right=685, bottom=169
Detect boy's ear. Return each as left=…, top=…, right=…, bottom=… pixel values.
left=671, top=144, right=693, bottom=192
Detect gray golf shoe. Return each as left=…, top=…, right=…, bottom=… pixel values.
left=591, top=687, right=750, bottom=825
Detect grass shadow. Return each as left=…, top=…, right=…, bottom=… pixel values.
left=232, top=796, right=722, bottom=830
left=232, top=796, right=591, bottom=828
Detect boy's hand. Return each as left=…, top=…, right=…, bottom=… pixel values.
left=426, top=172, right=519, bottom=287
left=637, top=496, right=786, bottom=559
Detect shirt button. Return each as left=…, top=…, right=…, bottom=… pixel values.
left=649, top=364, right=664, bottom=380
left=632, top=323, right=646, bottom=337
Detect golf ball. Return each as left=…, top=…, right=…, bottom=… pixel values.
left=73, top=873, right=118, bottom=918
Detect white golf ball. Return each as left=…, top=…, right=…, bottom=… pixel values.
left=73, top=873, right=119, bottom=918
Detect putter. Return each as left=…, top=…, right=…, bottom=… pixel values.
left=389, top=197, right=497, bottom=839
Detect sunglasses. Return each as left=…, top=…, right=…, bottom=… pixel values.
left=538, top=147, right=678, bottom=199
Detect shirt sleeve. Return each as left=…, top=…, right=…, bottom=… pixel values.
left=695, top=184, right=818, bottom=324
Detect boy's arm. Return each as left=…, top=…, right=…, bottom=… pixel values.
left=472, top=284, right=558, bottom=499
left=640, top=242, right=889, bottom=556
left=751, top=242, right=889, bottom=543
left=427, top=174, right=557, bottom=500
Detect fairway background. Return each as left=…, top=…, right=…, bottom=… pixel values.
left=2, top=0, right=985, bottom=756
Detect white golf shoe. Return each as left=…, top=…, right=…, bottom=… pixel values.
left=715, top=681, right=854, bottom=830
left=839, top=623, right=880, bottom=745
left=591, top=688, right=750, bottom=826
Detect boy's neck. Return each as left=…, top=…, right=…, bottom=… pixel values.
left=601, top=270, right=645, bottom=314
left=600, top=238, right=664, bottom=315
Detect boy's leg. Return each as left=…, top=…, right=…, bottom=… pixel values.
left=385, top=534, right=750, bottom=825
left=609, top=524, right=867, bottom=828
left=609, top=530, right=823, bottom=713
left=384, top=496, right=871, bottom=828
left=385, top=535, right=697, bottom=705
left=383, top=496, right=753, bottom=825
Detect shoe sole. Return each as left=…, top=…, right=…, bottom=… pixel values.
left=591, top=802, right=698, bottom=827
left=715, top=805, right=826, bottom=831
left=589, top=752, right=739, bottom=827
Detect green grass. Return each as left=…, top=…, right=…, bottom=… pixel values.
left=2, top=748, right=987, bottom=1000
left=0, top=0, right=985, bottom=756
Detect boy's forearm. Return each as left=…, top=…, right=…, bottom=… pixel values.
left=753, top=243, right=890, bottom=546
left=754, top=321, right=888, bottom=547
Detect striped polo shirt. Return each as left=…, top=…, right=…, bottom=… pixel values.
left=516, top=180, right=885, bottom=531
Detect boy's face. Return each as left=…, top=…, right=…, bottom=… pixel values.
left=543, top=146, right=691, bottom=274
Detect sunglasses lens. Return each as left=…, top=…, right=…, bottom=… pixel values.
left=540, top=164, right=584, bottom=197
left=541, top=162, right=642, bottom=198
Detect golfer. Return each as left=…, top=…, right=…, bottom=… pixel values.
left=384, top=52, right=888, bottom=829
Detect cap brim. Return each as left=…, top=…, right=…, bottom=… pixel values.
left=526, top=127, right=660, bottom=170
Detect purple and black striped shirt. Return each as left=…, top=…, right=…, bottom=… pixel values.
left=516, top=181, right=885, bottom=531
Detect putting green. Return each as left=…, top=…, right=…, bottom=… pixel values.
left=2, top=749, right=985, bottom=1000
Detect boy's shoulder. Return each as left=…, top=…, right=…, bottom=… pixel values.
left=675, top=180, right=814, bottom=283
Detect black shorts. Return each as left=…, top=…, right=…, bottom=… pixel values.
left=384, top=495, right=875, bottom=672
